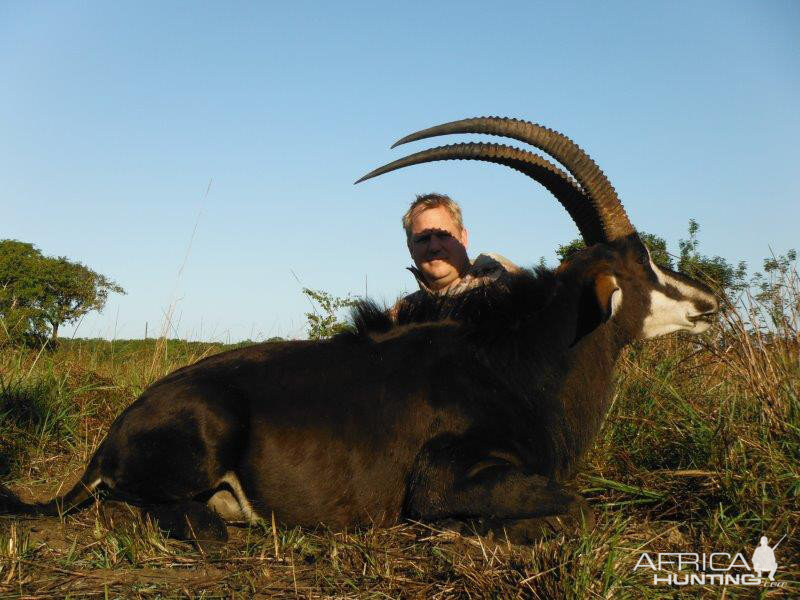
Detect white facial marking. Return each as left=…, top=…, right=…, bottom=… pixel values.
left=650, top=257, right=669, bottom=286
left=210, top=471, right=261, bottom=523
left=642, top=257, right=716, bottom=338
left=609, top=284, right=622, bottom=318
left=650, top=258, right=700, bottom=299
left=642, top=289, right=699, bottom=338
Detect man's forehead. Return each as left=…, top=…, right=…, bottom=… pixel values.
left=411, top=227, right=454, bottom=240
left=410, top=206, right=460, bottom=232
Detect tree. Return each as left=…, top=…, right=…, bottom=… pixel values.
left=556, top=231, right=674, bottom=269
left=302, top=288, right=357, bottom=340
left=0, top=240, right=125, bottom=345
left=748, top=249, right=797, bottom=330
left=0, top=241, right=49, bottom=344
left=677, top=219, right=747, bottom=295
left=554, top=221, right=747, bottom=297
left=38, top=257, right=125, bottom=341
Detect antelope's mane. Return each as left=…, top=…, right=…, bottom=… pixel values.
left=349, top=267, right=561, bottom=341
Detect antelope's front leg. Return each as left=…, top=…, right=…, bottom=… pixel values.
left=404, top=442, right=594, bottom=543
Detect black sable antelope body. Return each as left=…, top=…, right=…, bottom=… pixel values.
left=1, top=117, right=718, bottom=544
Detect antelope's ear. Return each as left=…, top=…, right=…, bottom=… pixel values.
left=572, top=273, right=621, bottom=346
left=594, top=273, right=622, bottom=321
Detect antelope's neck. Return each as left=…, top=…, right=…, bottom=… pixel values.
left=555, top=330, right=624, bottom=479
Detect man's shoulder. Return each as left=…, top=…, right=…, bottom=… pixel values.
left=469, top=253, right=520, bottom=276
left=396, top=252, right=521, bottom=310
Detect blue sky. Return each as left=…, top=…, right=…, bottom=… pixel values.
left=3, top=1, right=798, bottom=341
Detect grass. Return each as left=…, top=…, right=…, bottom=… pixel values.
left=0, top=276, right=798, bottom=598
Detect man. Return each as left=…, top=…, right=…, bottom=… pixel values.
left=398, top=193, right=518, bottom=307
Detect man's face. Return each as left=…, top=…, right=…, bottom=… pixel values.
left=407, top=205, right=469, bottom=291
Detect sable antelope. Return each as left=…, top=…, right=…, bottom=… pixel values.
left=0, top=117, right=718, bottom=545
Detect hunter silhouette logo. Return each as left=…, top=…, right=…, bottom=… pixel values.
left=751, top=536, right=782, bottom=581
left=633, top=534, right=788, bottom=587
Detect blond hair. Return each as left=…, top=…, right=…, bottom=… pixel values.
left=402, top=193, right=464, bottom=239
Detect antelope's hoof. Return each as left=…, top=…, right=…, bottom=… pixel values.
left=144, top=501, right=229, bottom=547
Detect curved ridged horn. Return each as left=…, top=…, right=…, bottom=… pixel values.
left=356, top=142, right=606, bottom=244
left=391, top=117, right=636, bottom=242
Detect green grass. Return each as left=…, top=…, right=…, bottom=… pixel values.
left=0, top=281, right=798, bottom=597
